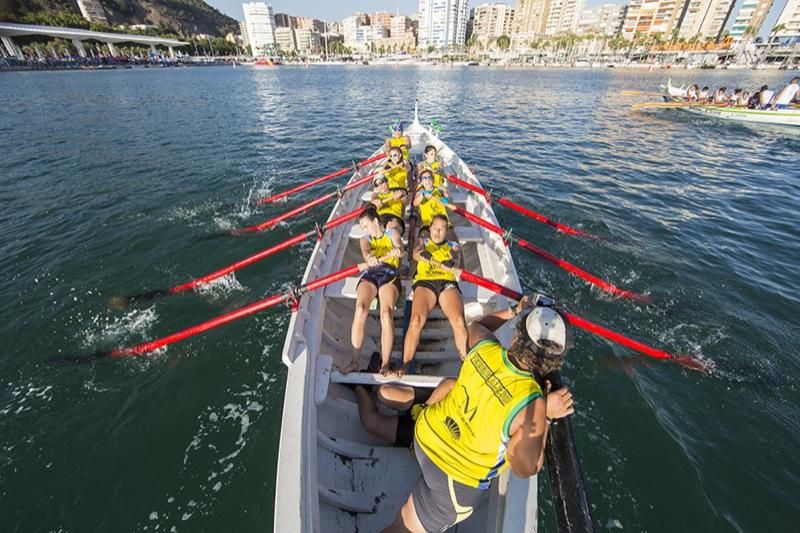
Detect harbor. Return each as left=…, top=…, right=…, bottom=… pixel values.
left=1, top=65, right=798, bottom=531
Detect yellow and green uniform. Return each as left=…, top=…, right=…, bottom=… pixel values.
left=389, top=136, right=410, bottom=160
left=420, top=159, right=446, bottom=188
left=364, top=229, right=400, bottom=269
left=415, top=239, right=458, bottom=282
left=415, top=339, right=543, bottom=489
left=383, top=163, right=408, bottom=191
left=417, top=188, right=449, bottom=227
left=374, top=190, right=404, bottom=220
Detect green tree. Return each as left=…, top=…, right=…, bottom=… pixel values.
left=496, top=34, right=510, bottom=51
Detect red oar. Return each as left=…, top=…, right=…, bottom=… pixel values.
left=458, top=270, right=705, bottom=372
left=99, top=264, right=362, bottom=358
left=118, top=208, right=364, bottom=306
left=447, top=174, right=600, bottom=239
left=234, top=172, right=375, bottom=235
left=257, top=152, right=386, bottom=205
left=449, top=205, right=650, bottom=303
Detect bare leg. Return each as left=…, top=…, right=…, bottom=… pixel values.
left=355, top=385, right=398, bottom=444
left=439, top=287, right=468, bottom=361
left=383, top=492, right=426, bottom=533
left=376, top=384, right=416, bottom=411
left=377, top=282, right=400, bottom=375
left=346, top=282, right=377, bottom=374
left=402, top=286, right=437, bottom=369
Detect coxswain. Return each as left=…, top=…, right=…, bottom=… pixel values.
left=771, top=77, right=800, bottom=109
left=758, top=85, right=774, bottom=109
left=341, top=207, right=403, bottom=376
left=385, top=121, right=412, bottom=162
left=383, top=295, right=576, bottom=532
left=417, top=145, right=448, bottom=190
left=370, top=173, right=407, bottom=236
left=396, top=214, right=468, bottom=377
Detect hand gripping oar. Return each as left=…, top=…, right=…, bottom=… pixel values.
left=446, top=174, right=600, bottom=240
left=232, top=171, right=377, bottom=235
left=116, top=207, right=365, bottom=306
left=448, top=205, right=650, bottom=303
left=90, top=264, right=364, bottom=359
left=457, top=270, right=705, bottom=372
left=257, top=152, right=387, bottom=205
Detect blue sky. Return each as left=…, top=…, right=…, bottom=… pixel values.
left=209, top=0, right=788, bottom=39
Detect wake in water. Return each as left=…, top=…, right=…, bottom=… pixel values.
left=80, top=306, right=159, bottom=351
left=193, top=273, right=248, bottom=301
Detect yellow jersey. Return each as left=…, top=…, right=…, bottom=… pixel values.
left=375, top=190, right=404, bottom=219
left=415, top=239, right=458, bottom=282
left=415, top=339, right=543, bottom=488
left=364, top=228, right=400, bottom=269
left=420, top=160, right=446, bottom=188
left=389, top=136, right=409, bottom=160
left=383, top=163, right=408, bottom=191
left=417, top=188, right=449, bottom=228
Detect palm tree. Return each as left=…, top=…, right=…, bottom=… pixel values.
left=496, top=34, right=511, bottom=51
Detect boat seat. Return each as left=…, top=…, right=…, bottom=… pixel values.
left=348, top=224, right=484, bottom=242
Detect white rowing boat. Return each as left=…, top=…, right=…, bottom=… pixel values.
left=662, top=79, right=800, bottom=128
left=273, top=109, right=539, bottom=532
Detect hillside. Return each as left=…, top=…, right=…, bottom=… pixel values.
left=0, top=0, right=239, bottom=36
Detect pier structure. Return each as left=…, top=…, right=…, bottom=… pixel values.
left=0, top=22, right=187, bottom=59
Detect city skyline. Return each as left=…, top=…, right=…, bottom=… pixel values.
left=208, top=0, right=790, bottom=40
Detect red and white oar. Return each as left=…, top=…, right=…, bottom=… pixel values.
left=458, top=270, right=706, bottom=372
left=257, top=152, right=386, bottom=205
left=448, top=205, right=650, bottom=303
left=447, top=174, right=600, bottom=240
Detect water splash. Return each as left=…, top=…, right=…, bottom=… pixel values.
left=194, top=273, right=247, bottom=301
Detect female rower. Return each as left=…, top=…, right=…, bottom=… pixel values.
left=686, top=84, right=699, bottom=101
left=413, top=170, right=450, bottom=238
left=712, top=87, right=728, bottom=104
left=417, top=145, right=448, bottom=191
left=385, top=121, right=412, bottom=162
left=396, top=214, right=468, bottom=377
left=383, top=146, right=412, bottom=192
left=342, top=207, right=403, bottom=376
left=698, top=86, right=710, bottom=102
left=370, top=173, right=407, bottom=236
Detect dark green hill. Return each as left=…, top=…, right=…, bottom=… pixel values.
left=0, top=0, right=239, bottom=36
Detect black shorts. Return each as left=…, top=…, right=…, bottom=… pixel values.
left=359, top=264, right=401, bottom=291
left=412, top=438, right=489, bottom=532
left=413, top=279, right=461, bottom=301
left=379, top=213, right=406, bottom=236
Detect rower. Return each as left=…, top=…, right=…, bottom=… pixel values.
left=758, top=85, right=774, bottom=109
left=417, top=145, right=448, bottom=191
left=383, top=146, right=412, bottom=193
left=413, top=170, right=454, bottom=241
left=686, top=84, right=699, bottom=102
left=712, top=87, right=728, bottom=105
left=384, top=295, right=576, bottom=532
left=341, top=207, right=403, bottom=376
left=748, top=85, right=769, bottom=109
left=370, top=173, right=407, bottom=236
left=698, top=86, right=709, bottom=102
left=396, top=214, right=468, bottom=377
left=385, top=121, right=412, bottom=162
left=736, top=90, right=750, bottom=108
left=730, top=88, right=743, bottom=107
left=771, top=77, right=800, bottom=110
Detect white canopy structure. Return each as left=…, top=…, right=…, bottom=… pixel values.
left=0, top=22, right=188, bottom=59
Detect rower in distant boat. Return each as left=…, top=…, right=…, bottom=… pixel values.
left=371, top=173, right=407, bottom=236
left=712, top=87, right=729, bottom=105
left=386, top=121, right=412, bottom=161
left=417, top=145, right=448, bottom=190
left=383, top=146, right=412, bottom=192
left=396, top=215, right=468, bottom=378
left=341, top=207, right=403, bottom=376
left=698, top=86, right=710, bottom=102
left=384, top=296, right=576, bottom=533
left=685, top=84, right=699, bottom=101
left=730, top=88, right=743, bottom=107
left=750, top=85, right=774, bottom=109
left=771, top=77, right=800, bottom=109
left=735, top=89, right=750, bottom=107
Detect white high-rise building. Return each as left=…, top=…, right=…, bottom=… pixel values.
left=576, top=4, right=627, bottom=36
left=242, top=2, right=277, bottom=57
left=274, top=26, right=296, bottom=51
left=622, top=0, right=687, bottom=39
left=343, top=13, right=370, bottom=47
left=239, top=20, right=250, bottom=48
left=544, top=0, right=586, bottom=36
left=729, top=0, right=774, bottom=41
left=676, top=0, right=736, bottom=41
left=418, top=0, right=470, bottom=49
left=76, top=0, right=108, bottom=24
left=469, top=3, right=516, bottom=46
left=773, top=0, right=800, bottom=38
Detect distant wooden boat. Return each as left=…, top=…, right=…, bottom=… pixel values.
left=662, top=79, right=800, bottom=128
left=274, top=110, right=544, bottom=531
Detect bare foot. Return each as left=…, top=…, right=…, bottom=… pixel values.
left=380, top=364, right=392, bottom=377
left=339, top=360, right=359, bottom=375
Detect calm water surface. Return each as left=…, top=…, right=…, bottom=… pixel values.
left=1, top=66, right=798, bottom=532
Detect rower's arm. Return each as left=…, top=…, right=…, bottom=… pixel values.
left=413, top=191, right=424, bottom=207
left=411, top=238, right=425, bottom=261
left=506, top=398, right=548, bottom=478
left=467, top=295, right=531, bottom=349
left=359, top=237, right=372, bottom=262
left=390, top=229, right=403, bottom=255
left=426, top=378, right=456, bottom=406
left=404, top=134, right=412, bottom=150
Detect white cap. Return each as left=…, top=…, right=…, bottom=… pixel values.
left=525, top=307, right=567, bottom=353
